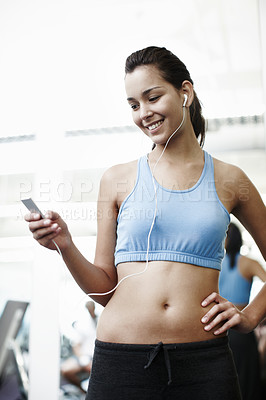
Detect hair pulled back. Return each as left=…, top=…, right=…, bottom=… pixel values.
left=225, top=223, right=243, bottom=268
left=125, top=46, right=205, bottom=147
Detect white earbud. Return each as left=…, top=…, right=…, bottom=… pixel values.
left=183, top=94, right=188, bottom=107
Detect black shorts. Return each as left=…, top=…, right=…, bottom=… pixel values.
left=229, top=329, right=262, bottom=399
left=85, top=336, right=241, bottom=400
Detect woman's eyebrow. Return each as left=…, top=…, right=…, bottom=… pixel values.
left=127, top=86, right=162, bottom=102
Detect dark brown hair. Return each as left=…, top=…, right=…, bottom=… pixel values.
left=225, top=223, right=243, bottom=268
left=125, top=46, right=205, bottom=147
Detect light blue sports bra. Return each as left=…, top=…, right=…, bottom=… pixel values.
left=114, top=151, right=230, bottom=270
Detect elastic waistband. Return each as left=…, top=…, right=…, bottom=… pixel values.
left=95, top=336, right=228, bottom=353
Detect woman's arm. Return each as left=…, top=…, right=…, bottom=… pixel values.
left=25, top=167, right=119, bottom=307
left=201, top=166, right=266, bottom=334
left=239, top=255, right=266, bottom=282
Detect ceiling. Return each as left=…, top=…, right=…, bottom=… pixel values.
left=0, top=0, right=265, bottom=135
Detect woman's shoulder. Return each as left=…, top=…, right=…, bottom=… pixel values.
left=102, top=158, right=139, bottom=183
left=212, top=156, right=247, bottom=181
left=211, top=156, right=252, bottom=196
left=98, top=158, right=140, bottom=205
left=210, top=156, right=252, bottom=212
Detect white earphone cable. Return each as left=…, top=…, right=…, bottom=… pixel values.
left=86, top=105, right=187, bottom=297
left=52, top=239, right=62, bottom=257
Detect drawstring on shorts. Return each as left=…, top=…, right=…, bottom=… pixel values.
left=144, top=341, right=172, bottom=385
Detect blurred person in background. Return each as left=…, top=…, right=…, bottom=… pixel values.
left=219, top=222, right=266, bottom=400
left=61, top=301, right=97, bottom=393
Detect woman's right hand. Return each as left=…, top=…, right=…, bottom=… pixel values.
left=24, top=210, right=72, bottom=252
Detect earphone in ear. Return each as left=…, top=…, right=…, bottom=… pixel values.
left=183, top=94, right=188, bottom=107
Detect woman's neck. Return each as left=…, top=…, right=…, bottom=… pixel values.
left=150, top=134, right=203, bottom=166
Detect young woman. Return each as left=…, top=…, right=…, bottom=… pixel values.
left=25, top=46, right=266, bottom=399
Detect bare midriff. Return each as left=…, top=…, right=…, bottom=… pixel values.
left=96, top=261, right=226, bottom=344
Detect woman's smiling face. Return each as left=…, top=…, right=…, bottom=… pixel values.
left=125, top=65, right=184, bottom=146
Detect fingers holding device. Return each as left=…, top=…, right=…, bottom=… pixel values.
left=21, top=198, right=66, bottom=254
